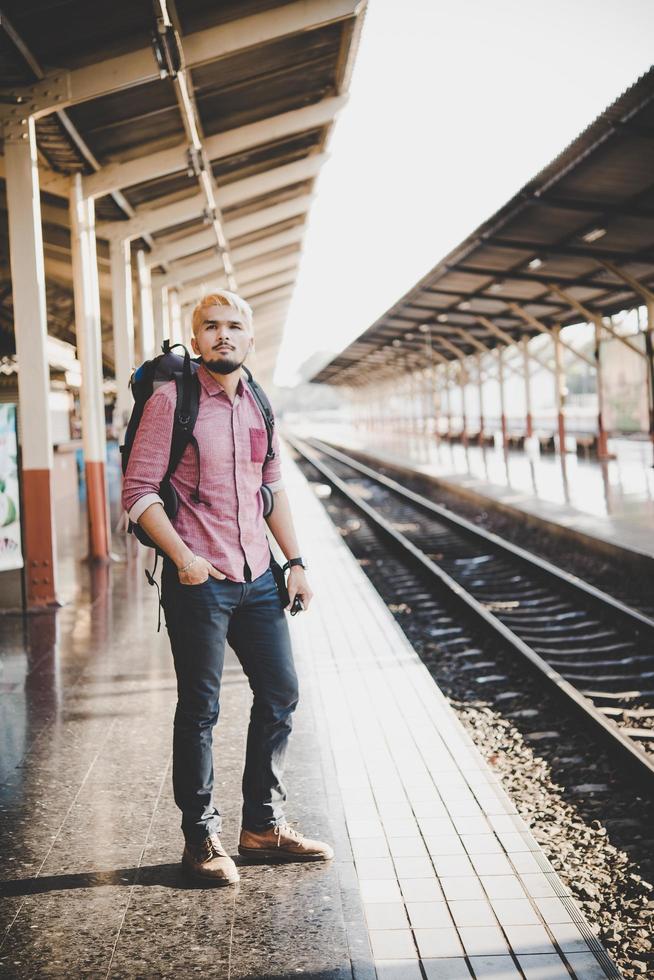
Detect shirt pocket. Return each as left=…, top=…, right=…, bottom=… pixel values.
left=249, top=427, right=268, bottom=463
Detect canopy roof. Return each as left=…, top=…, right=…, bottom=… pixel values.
left=311, top=66, right=654, bottom=386
left=0, top=0, right=367, bottom=383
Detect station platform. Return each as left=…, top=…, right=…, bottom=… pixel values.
left=0, top=447, right=620, bottom=979
left=300, top=425, right=654, bottom=568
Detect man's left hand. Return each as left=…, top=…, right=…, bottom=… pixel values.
left=286, top=566, right=313, bottom=612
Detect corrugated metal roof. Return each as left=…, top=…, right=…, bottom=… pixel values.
left=0, top=0, right=368, bottom=385
left=311, top=67, right=654, bottom=386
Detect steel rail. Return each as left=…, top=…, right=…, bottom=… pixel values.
left=288, top=434, right=654, bottom=791
left=308, top=437, right=654, bottom=635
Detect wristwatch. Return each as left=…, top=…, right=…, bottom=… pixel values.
left=283, top=557, right=308, bottom=572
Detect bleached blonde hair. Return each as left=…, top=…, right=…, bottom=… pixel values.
left=191, top=290, right=253, bottom=336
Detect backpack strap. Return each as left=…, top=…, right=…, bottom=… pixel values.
left=160, top=349, right=209, bottom=505
left=242, top=364, right=275, bottom=461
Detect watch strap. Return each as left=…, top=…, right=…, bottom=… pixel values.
left=283, top=557, right=306, bottom=572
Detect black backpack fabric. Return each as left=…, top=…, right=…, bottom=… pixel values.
left=120, top=340, right=276, bottom=554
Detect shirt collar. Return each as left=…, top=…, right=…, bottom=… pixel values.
left=197, top=362, right=245, bottom=399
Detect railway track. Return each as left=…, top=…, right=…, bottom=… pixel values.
left=289, top=434, right=654, bottom=791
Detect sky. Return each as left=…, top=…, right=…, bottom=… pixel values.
left=272, top=0, right=654, bottom=387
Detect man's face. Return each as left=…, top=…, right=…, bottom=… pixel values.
left=191, top=304, right=253, bottom=375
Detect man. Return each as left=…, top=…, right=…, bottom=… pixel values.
left=121, top=289, right=333, bottom=885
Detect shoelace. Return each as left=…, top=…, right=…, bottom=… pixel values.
left=273, top=824, right=303, bottom=847
left=198, top=834, right=225, bottom=860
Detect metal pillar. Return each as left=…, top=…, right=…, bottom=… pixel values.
left=4, top=116, right=58, bottom=607
left=459, top=363, right=468, bottom=446
left=168, top=288, right=183, bottom=345
left=431, top=366, right=441, bottom=445
left=110, top=238, right=135, bottom=436
left=152, top=276, right=169, bottom=354
left=647, top=301, right=654, bottom=462
left=522, top=335, right=533, bottom=438
left=136, top=249, right=155, bottom=362
left=476, top=352, right=485, bottom=444
left=422, top=369, right=432, bottom=438
left=553, top=326, right=567, bottom=454
left=593, top=318, right=611, bottom=460
left=443, top=365, right=452, bottom=438
left=70, top=174, right=111, bottom=562
left=497, top=346, right=508, bottom=450
left=410, top=370, right=420, bottom=437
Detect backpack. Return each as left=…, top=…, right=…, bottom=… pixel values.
left=120, top=340, right=276, bottom=555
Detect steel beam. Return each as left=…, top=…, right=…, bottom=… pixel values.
left=163, top=251, right=299, bottom=291
left=449, top=325, right=523, bottom=381
left=242, top=270, right=297, bottom=302
left=149, top=223, right=305, bottom=272
left=96, top=193, right=205, bottom=242
left=182, top=284, right=294, bottom=314
left=474, top=315, right=555, bottom=376
left=179, top=270, right=295, bottom=307
left=98, top=192, right=313, bottom=245
left=482, top=235, right=654, bottom=265
left=85, top=98, right=345, bottom=200
left=15, top=1, right=362, bottom=117
left=597, top=260, right=654, bottom=304
left=547, top=281, right=645, bottom=359
left=506, top=303, right=595, bottom=369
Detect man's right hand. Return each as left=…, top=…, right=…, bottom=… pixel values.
left=178, top=554, right=226, bottom=586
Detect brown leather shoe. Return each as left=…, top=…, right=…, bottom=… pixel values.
left=238, top=823, right=334, bottom=862
left=181, top=832, right=240, bottom=884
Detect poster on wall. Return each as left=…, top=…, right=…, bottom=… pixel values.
left=0, top=404, right=23, bottom=571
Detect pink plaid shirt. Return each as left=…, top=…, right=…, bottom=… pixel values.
left=121, top=364, right=284, bottom=582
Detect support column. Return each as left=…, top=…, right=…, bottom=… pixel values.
left=168, top=288, right=183, bottom=345
left=498, top=346, right=508, bottom=450
left=136, top=250, right=155, bottom=362
left=151, top=276, right=170, bottom=354
left=110, top=238, right=135, bottom=436
left=70, top=174, right=110, bottom=562
left=431, top=365, right=441, bottom=445
left=553, top=326, right=567, bottom=454
left=593, top=317, right=611, bottom=460
left=646, top=300, right=654, bottom=463
left=476, top=352, right=485, bottom=444
left=422, top=369, right=432, bottom=438
left=522, top=334, right=533, bottom=438
left=4, top=116, right=58, bottom=607
left=460, top=363, right=468, bottom=446
left=410, top=370, right=420, bottom=438
left=444, top=365, right=452, bottom=439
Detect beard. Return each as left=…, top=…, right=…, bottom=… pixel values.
left=201, top=350, right=245, bottom=375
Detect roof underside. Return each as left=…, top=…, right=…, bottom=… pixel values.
left=0, top=0, right=366, bottom=383
left=312, top=66, right=654, bottom=386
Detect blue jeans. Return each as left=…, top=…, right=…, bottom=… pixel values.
left=161, top=557, right=299, bottom=845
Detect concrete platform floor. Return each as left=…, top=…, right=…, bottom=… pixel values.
left=0, top=445, right=621, bottom=978
left=300, top=424, right=654, bottom=565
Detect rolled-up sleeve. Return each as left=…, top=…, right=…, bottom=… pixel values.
left=262, top=416, right=284, bottom=493
left=121, top=386, right=175, bottom=521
